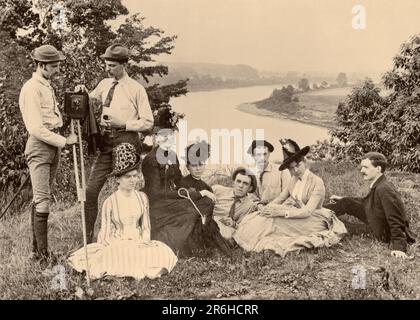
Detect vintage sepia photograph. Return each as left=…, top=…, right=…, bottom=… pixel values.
left=0, top=0, right=419, bottom=303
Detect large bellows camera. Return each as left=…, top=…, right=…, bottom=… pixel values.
left=64, top=91, right=89, bottom=119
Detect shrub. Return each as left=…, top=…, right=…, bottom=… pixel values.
left=0, top=1, right=188, bottom=208
left=315, top=34, right=420, bottom=172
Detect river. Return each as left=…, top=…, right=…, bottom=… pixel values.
left=169, top=84, right=330, bottom=164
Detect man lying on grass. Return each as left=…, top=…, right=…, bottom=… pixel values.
left=211, top=167, right=258, bottom=245
left=326, top=152, right=417, bottom=259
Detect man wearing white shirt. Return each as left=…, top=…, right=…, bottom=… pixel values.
left=247, top=140, right=290, bottom=205
left=212, top=167, right=258, bottom=241
left=19, top=45, right=78, bottom=262
left=75, top=44, right=154, bottom=242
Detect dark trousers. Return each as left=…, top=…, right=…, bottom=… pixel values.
left=326, top=198, right=416, bottom=244
left=84, top=131, right=141, bottom=243
left=325, top=198, right=372, bottom=235
left=325, top=197, right=367, bottom=222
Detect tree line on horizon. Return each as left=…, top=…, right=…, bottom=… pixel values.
left=147, top=63, right=354, bottom=92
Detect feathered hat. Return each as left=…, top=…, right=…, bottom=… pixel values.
left=278, top=138, right=310, bottom=171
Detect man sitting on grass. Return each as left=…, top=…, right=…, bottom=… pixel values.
left=326, top=152, right=416, bottom=259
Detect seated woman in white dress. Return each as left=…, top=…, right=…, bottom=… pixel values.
left=68, top=143, right=178, bottom=280
left=234, top=139, right=347, bottom=257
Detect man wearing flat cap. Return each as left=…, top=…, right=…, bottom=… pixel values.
left=247, top=139, right=290, bottom=205
left=75, top=43, right=154, bottom=243
left=19, top=44, right=78, bottom=263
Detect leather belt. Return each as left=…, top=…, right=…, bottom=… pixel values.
left=100, top=125, right=126, bottom=136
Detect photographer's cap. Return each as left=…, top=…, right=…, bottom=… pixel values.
left=30, top=45, right=65, bottom=62
left=100, top=44, right=129, bottom=62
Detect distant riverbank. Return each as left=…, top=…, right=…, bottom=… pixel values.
left=237, top=87, right=354, bottom=129
left=187, top=81, right=289, bottom=92
left=237, top=102, right=334, bottom=129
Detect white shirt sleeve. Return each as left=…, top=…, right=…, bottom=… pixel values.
left=19, top=87, right=66, bottom=148
left=125, top=85, right=154, bottom=132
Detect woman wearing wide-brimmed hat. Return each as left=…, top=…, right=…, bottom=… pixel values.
left=233, top=139, right=347, bottom=257
left=68, top=142, right=177, bottom=280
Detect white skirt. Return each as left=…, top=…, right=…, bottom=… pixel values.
left=68, top=239, right=178, bottom=280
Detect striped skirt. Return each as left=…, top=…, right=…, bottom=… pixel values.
left=67, top=240, right=178, bottom=280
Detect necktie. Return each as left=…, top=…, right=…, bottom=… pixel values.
left=103, top=81, right=118, bottom=109
left=51, top=86, right=60, bottom=118
left=256, top=170, right=266, bottom=198
left=229, top=196, right=241, bottom=219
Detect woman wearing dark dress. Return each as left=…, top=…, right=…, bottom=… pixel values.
left=179, top=141, right=214, bottom=194
left=179, top=142, right=232, bottom=255
left=142, top=126, right=230, bottom=257
left=180, top=174, right=213, bottom=193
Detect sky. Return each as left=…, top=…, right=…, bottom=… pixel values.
left=121, top=0, right=420, bottom=74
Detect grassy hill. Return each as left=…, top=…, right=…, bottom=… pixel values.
left=0, top=161, right=419, bottom=299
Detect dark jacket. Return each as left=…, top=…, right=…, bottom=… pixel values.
left=142, top=147, right=203, bottom=204
left=81, top=99, right=100, bottom=155
left=179, top=174, right=213, bottom=193
left=327, top=174, right=416, bottom=252
left=362, top=175, right=415, bottom=252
